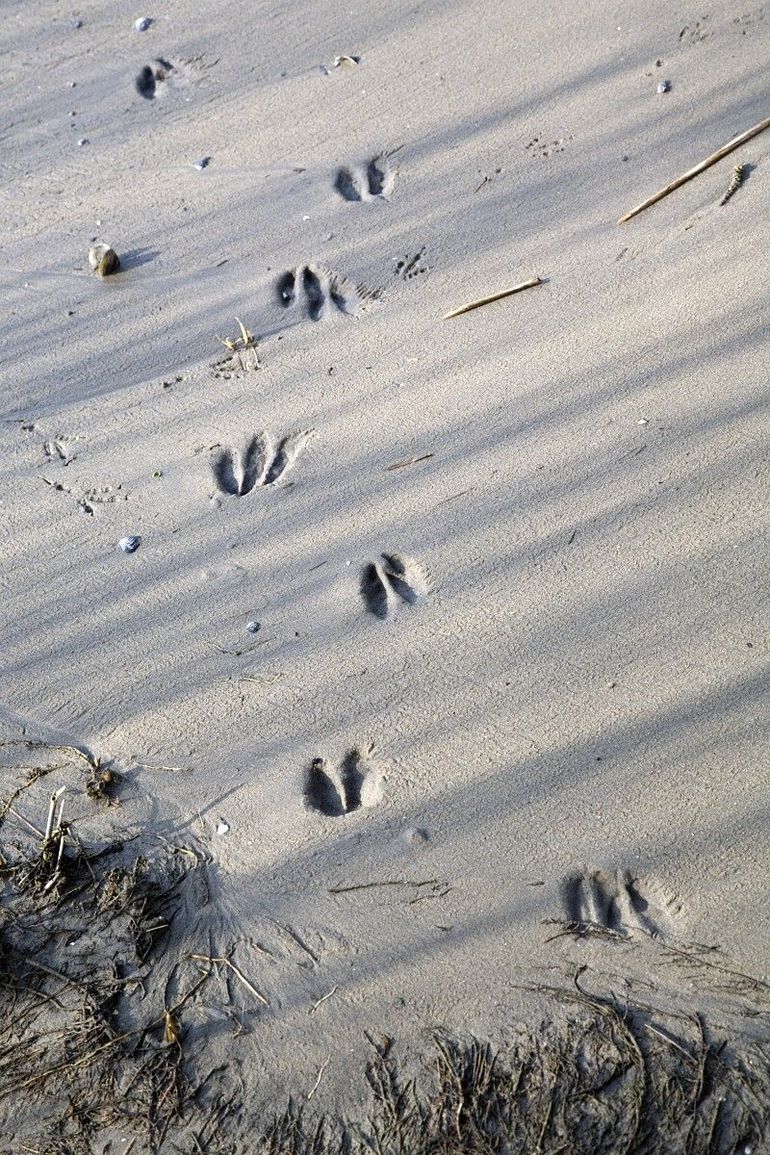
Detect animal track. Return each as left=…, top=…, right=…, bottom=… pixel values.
left=677, top=18, right=711, bottom=43
left=561, top=869, right=681, bottom=939
left=525, top=133, right=573, bottom=158
left=211, top=430, right=315, bottom=495
left=360, top=553, right=429, bottom=620
left=394, top=247, right=429, bottom=281
left=41, top=476, right=126, bottom=516
left=276, top=264, right=381, bottom=321
left=135, top=58, right=175, bottom=99
left=304, top=747, right=383, bottom=817
left=334, top=152, right=397, bottom=201
left=135, top=55, right=213, bottom=100
left=44, top=438, right=76, bottom=465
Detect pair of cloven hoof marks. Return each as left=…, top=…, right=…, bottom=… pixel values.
left=361, top=554, right=429, bottom=620
left=276, top=264, right=379, bottom=321
left=305, top=748, right=382, bottom=817
left=334, top=152, right=396, bottom=202
left=135, top=58, right=173, bottom=100
left=563, top=869, right=681, bottom=939
left=212, top=430, right=315, bottom=496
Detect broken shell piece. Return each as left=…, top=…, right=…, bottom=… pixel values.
left=88, top=244, right=120, bottom=276
left=134, top=16, right=152, bottom=31
left=333, top=54, right=360, bottom=68
left=193, top=156, right=211, bottom=170
left=657, top=80, right=670, bottom=94
left=216, top=818, right=230, bottom=835
left=118, top=535, right=141, bottom=553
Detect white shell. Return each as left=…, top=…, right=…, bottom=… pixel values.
left=118, top=535, right=141, bottom=553
left=88, top=244, right=120, bottom=276
left=193, top=156, right=211, bottom=171
left=657, top=80, right=670, bottom=94
left=246, top=621, right=261, bottom=634
left=134, top=16, right=152, bottom=31
left=216, top=818, right=230, bottom=835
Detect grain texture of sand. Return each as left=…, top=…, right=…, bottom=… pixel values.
left=1, top=0, right=768, bottom=1148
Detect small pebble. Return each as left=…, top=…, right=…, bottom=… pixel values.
left=246, top=621, right=261, bottom=634
left=118, top=535, right=141, bottom=554
left=638, top=418, right=649, bottom=425
left=216, top=818, right=230, bottom=836
left=134, top=16, right=152, bottom=31
left=71, top=18, right=82, bottom=28
left=77, top=138, right=89, bottom=146
left=193, top=156, right=211, bottom=171
left=657, top=80, right=670, bottom=94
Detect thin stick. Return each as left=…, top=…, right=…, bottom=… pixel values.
left=306, top=1053, right=331, bottom=1100
left=385, top=453, right=434, bottom=471
left=443, top=275, right=542, bottom=319
left=618, top=113, right=770, bottom=223
left=5, top=805, right=45, bottom=838
left=644, top=1022, right=695, bottom=1061
left=309, top=986, right=338, bottom=1014
left=188, top=954, right=270, bottom=1007
left=44, top=787, right=65, bottom=842
left=329, top=879, right=439, bottom=894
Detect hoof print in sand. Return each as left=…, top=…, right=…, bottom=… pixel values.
left=304, top=748, right=382, bottom=817
left=212, top=430, right=315, bottom=495
left=334, top=152, right=397, bottom=202
left=360, top=553, right=429, bottom=620
left=135, top=58, right=175, bottom=99
left=135, top=55, right=212, bottom=100
left=561, top=869, right=681, bottom=939
left=276, top=264, right=381, bottom=321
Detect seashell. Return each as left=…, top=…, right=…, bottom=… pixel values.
left=118, top=535, right=141, bottom=553
left=657, top=80, right=670, bottom=94
left=246, top=621, right=261, bottom=634
left=89, top=244, right=120, bottom=276
left=193, top=156, right=211, bottom=170
left=333, top=54, right=360, bottom=68
left=77, top=138, right=89, bottom=146
left=134, top=16, right=152, bottom=31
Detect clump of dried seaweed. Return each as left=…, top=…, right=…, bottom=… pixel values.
left=2, top=745, right=767, bottom=1154
left=0, top=784, right=205, bottom=1151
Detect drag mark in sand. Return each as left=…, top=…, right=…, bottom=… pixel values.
left=211, top=430, right=316, bottom=495
left=360, top=553, right=430, bottom=619
left=304, top=748, right=383, bottom=817
left=276, top=264, right=382, bottom=321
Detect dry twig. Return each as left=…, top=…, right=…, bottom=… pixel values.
left=618, top=113, right=770, bottom=222
left=443, top=275, right=542, bottom=319
left=307, top=1053, right=331, bottom=1100
left=188, top=953, right=270, bottom=1006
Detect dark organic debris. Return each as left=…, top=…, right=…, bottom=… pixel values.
left=1, top=744, right=768, bottom=1152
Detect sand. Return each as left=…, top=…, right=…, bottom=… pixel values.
left=1, top=0, right=769, bottom=1147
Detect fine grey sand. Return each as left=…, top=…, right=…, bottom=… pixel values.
left=1, top=0, right=769, bottom=1149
